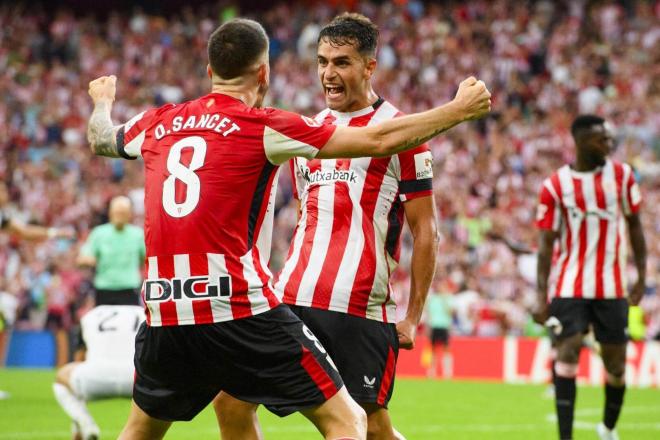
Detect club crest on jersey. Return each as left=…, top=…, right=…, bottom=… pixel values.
left=299, top=164, right=358, bottom=186
left=144, top=276, right=232, bottom=301
left=414, top=151, right=433, bottom=179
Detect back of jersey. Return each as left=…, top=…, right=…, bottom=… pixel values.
left=118, top=93, right=335, bottom=326
left=81, top=305, right=145, bottom=365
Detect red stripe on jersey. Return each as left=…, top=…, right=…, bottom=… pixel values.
left=283, top=164, right=322, bottom=304
left=311, top=159, right=353, bottom=309
left=157, top=255, right=179, bottom=326
left=377, top=346, right=396, bottom=406
left=225, top=257, right=251, bottom=320
left=300, top=346, right=339, bottom=400
left=552, top=173, right=570, bottom=298
left=572, top=178, right=587, bottom=298
left=189, top=253, right=214, bottom=325
left=594, top=173, right=608, bottom=299
left=252, top=246, right=280, bottom=309
left=347, top=158, right=391, bottom=317
left=613, top=164, right=624, bottom=297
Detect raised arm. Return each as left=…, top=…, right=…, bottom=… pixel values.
left=87, top=75, right=122, bottom=158
left=317, top=77, right=490, bottom=159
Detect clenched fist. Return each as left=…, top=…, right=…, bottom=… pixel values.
left=452, top=76, right=492, bottom=121
left=88, top=75, right=117, bottom=105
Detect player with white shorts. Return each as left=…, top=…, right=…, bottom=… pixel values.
left=53, top=305, right=144, bottom=440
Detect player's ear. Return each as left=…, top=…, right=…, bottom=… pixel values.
left=207, top=64, right=213, bottom=79
left=364, top=57, right=377, bottom=80
left=257, top=62, right=269, bottom=86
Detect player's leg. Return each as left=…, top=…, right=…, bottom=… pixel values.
left=360, top=403, right=405, bottom=440
left=213, top=391, right=263, bottom=440
left=52, top=363, right=100, bottom=440
left=549, top=298, right=589, bottom=440
left=117, top=400, right=171, bottom=440
left=593, top=298, right=629, bottom=439
left=300, top=386, right=367, bottom=440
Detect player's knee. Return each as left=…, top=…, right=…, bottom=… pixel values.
left=55, top=363, right=74, bottom=386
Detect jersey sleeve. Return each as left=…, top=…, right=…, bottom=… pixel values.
left=536, top=179, right=562, bottom=231
left=622, top=164, right=642, bottom=215
left=116, top=108, right=160, bottom=160
left=262, top=108, right=337, bottom=165
left=80, top=228, right=99, bottom=258
left=397, top=144, right=433, bottom=202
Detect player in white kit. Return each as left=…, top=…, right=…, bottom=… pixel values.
left=53, top=305, right=145, bottom=440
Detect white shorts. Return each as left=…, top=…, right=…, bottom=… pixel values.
left=70, top=362, right=134, bottom=401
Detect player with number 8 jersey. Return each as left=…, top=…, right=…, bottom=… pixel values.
left=120, top=96, right=334, bottom=326
left=87, top=17, right=491, bottom=439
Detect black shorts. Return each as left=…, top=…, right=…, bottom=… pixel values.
left=286, top=305, right=399, bottom=409
left=133, top=304, right=343, bottom=421
left=95, top=288, right=141, bottom=306
left=431, top=328, right=449, bottom=346
left=548, top=298, right=628, bottom=344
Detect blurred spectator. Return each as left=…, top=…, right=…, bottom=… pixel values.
left=0, top=0, right=658, bottom=340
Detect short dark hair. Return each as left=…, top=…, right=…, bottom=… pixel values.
left=208, top=18, right=269, bottom=80
left=571, top=114, right=605, bottom=138
left=318, top=13, right=378, bottom=57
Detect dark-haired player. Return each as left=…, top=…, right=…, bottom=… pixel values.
left=87, top=17, right=491, bottom=440
left=216, top=13, right=438, bottom=439
left=533, top=115, right=646, bottom=440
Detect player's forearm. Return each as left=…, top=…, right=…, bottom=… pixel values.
left=87, top=100, right=120, bottom=158
left=372, top=100, right=464, bottom=156
left=405, top=226, right=439, bottom=324
left=8, top=221, right=50, bottom=241
left=536, top=241, right=554, bottom=300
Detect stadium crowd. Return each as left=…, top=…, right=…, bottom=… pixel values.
left=1, top=0, right=659, bottom=350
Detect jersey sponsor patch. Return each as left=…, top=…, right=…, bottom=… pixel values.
left=414, top=151, right=433, bottom=179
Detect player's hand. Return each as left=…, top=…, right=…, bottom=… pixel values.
left=396, top=319, right=418, bottom=350
left=531, top=298, right=549, bottom=325
left=452, top=76, right=492, bottom=121
left=88, top=75, right=117, bottom=104
left=629, top=279, right=645, bottom=306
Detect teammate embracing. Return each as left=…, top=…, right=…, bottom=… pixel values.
left=86, top=17, right=490, bottom=440
left=533, top=115, right=647, bottom=440
left=215, top=14, right=439, bottom=439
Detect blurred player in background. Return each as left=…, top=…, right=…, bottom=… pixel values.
left=426, top=278, right=454, bottom=379
left=86, top=17, right=491, bottom=440
left=77, top=196, right=144, bottom=307
left=533, top=115, right=647, bottom=440
left=215, top=13, right=439, bottom=439
left=53, top=304, right=145, bottom=440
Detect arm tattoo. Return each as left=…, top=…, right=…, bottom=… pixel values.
left=395, top=126, right=450, bottom=154
left=87, top=101, right=120, bottom=157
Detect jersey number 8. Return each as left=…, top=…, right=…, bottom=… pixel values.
left=162, top=136, right=207, bottom=218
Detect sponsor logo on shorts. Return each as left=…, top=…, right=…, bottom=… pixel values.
left=363, top=375, right=376, bottom=389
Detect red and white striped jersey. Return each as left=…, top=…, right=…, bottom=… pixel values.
left=118, top=93, right=336, bottom=326
left=536, top=159, right=642, bottom=299
left=275, top=99, right=433, bottom=322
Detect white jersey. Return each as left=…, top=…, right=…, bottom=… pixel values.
left=80, top=305, right=145, bottom=365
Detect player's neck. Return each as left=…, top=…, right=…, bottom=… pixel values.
left=572, top=154, right=606, bottom=173
left=334, top=87, right=380, bottom=114
left=210, top=84, right=260, bottom=108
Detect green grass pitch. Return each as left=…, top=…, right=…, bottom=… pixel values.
left=1, top=369, right=658, bottom=439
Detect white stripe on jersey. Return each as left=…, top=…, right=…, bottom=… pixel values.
left=296, top=159, right=336, bottom=304
left=173, top=254, right=195, bottom=320
left=580, top=172, right=599, bottom=296
left=328, top=157, right=370, bottom=312
left=274, top=197, right=309, bottom=300
left=146, top=256, right=161, bottom=326
left=255, top=168, right=280, bottom=268
left=602, top=161, right=618, bottom=297
left=207, top=253, right=234, bottom=322
left=240, top=250, right=275, bottom=316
